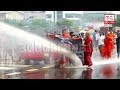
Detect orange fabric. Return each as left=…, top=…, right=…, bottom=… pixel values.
left=101, top=36, right=114, bottom=58
left=63, top=32, right=71, bottom=38
left=108, top=33, right=115, bottom=44
left=108, top=33, right=115, bottom=38
left=108, top=33, right=115, bottom=49
left=102, top=66, right=113, bottom=77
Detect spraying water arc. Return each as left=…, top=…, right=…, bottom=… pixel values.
left=0, top=22, right=83, bottom=66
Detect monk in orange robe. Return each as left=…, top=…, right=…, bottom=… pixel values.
left=83, top=32, right=93, bottom=69
left=63, top=32, right=71, bottom=38
left=108, top=31, right=115, bottom=49
left=101, top=34, right=114, bottom=58
left=62, top=29, right=71, bottom=39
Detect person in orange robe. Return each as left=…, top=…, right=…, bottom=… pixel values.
left=108, top=30, right=115, bottom=49
left=83, top=32, right=93, bottom=69
left=101, top=33, right=114, bottom=58
left=62, top=29, right=71, bottom=39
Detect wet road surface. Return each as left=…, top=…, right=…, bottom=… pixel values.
left=0, top=47, right=119, bottom=79
left=0, top=62, right=119, bottom=79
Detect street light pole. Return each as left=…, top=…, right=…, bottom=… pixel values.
left=54, top=11, right=56, bottom=23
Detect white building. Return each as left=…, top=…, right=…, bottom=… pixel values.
left=23, top=11, right=46, bottom=21
left=0, top=11, right=46, bottom=21
left=46, top=11, right=56, bottom=22
left=63, top=11, right=83, bottom=20
left=45, top=11, right=83, bottom=22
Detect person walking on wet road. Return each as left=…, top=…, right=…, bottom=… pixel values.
left=98, top=33, right=105, bottom=56
left=83, top=32, right=93, bottom=69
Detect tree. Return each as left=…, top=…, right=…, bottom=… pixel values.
left=116, top=17, right=120, bottom=26
left=56, top=19, right=73, bottom=29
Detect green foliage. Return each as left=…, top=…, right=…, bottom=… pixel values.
left=56, top=19, right=73, bottom=29
left=31, top=19, right=50, bottom=27
left=116, top=17, right=120, bottom=26
left=3, top=19, right=59, bottom=35
left=3, top=18, right=80, bottom=34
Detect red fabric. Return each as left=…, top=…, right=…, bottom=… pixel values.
left=84, top=37, right=93, bottom=52
left=102, top=67, right=113, bottom=76
left=101, top=36, right=114, bottom=58
left=60, top=56, right=69, bottom=65
left=86, top=69, right=93, bottom=79
left=83, top=36, right=93, bottom=66
left=84, top=52, right=93, bottom=66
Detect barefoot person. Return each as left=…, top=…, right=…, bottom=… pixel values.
left=83, top=32, right=93, bottom=69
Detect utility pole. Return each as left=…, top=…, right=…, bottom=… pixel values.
left=53, top=11, right=56, bottom=23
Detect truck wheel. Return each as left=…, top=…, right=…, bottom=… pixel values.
left=25, top=59, right=31, bottom=65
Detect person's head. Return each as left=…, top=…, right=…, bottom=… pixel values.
left=96, top=30, right=99, bottom=33
left=70, top=32, right=74, bottom=36
left=62, top=29, right=68, bottom=34
left=81, top=32, right=84, bottom=35
left=85, top=32, right=90, bottom=38
left=95, top=30, right=97, bottom=32
left=117, top=30, right=120, bottom=37
left=102, top=33, right=105, bottom=36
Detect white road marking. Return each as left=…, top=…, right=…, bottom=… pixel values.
left=6, top=72, right=21, bottom=76
left=0, top=65, right=32, bottom=67
left=26, top=69, right=39, bottom=72
left=42, top=66, right=54, bottom=68
left=0, top=67, right=16, bottom=70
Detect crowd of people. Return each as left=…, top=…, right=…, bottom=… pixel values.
left=93, top=29, right=120, bottom=59
left=47, top=29, right=93, bottom=69
left=47, top=28, right=120, bottom=69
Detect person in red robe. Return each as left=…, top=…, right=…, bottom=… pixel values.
left=101, top=33, right=114, bottom=58
left=83, top=32, right=93, bottom=69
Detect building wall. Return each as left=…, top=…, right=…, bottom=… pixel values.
left=46, top=11, right=83, bottom=22
left=23, top=11, right=46, bottom=20
left=46, top=11, right=56, bottom=22
left=6, top=12, right=25, bottom=21
left=31, top=12, right=46, bottom=20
